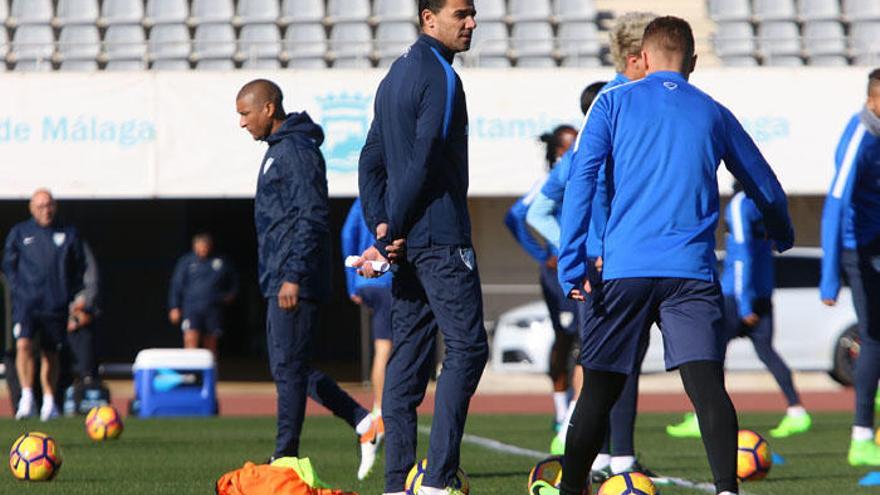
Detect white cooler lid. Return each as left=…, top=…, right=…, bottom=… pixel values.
left=132, top=348, right=215, bottom=370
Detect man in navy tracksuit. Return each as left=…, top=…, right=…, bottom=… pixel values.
left=168, top=233, right=238, bottom=361
left=2, top=189, right=86, bottom=421
left=820, top=68, right=880, bottom=466
left=355, top=2, right=488, bottom=493
left=554, top=18, right=793, bottom=495
left=236, top=79, right=379, bottom=478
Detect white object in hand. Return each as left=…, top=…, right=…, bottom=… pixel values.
left=345, top=255, right=390, bottom=273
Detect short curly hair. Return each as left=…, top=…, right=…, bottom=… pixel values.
left=609, top=12, right=658, bottom=73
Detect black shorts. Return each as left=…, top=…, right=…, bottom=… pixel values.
left=181, top=306, right=224, bottom=336
left=14, top=312, right=67, bottom=352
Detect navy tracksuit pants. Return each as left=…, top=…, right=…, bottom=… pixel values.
left=845, top=242, right=880, bottom=428
left=382, top=246, right=489, bottom=492
left=266, top=298, right=370, bottom=458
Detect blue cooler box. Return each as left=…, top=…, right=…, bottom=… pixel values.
left=132, top=349, right=217, bottom=417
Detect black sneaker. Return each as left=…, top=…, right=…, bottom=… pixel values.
left=628, top=459, right=657, bottom=478
left=590, top=466, right=612, bottom=484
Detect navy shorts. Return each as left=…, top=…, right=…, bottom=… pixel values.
left=580, top=277, right=724, bottom=374
left=540, top=265, right=579, bottom=336
left=721, top=296, right=773, bottom=345
left=358, top=285, right=392, bottom=341
left=13, top=311, right=67, bottom=352
left=182, top=306, right=224, bottom=336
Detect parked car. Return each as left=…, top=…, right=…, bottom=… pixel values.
left=491, top=248, right=860, bottom=384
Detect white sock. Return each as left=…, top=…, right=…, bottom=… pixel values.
left=786, top=405, right=807, bottom=417
left=718, top=491, right=737, bottom=495
left=21, top=388, right=33, bottom=401
left=355, top=414, right=373, bottom=435
left=557, top=400, right=578, bottom=443
left=553, top=392, right=568, bottom=423
left=42, top=394, right=55, bottom=408
left=853, top=426, right=874, bottom=441
left=591, top=453, right=611, bottom=471
left=418, top=486, right=445, bottom=495
left=610, top=455, right=636, bottom=474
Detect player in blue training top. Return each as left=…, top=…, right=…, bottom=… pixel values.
left=341, top=197, right=391, bottom=480
left=168, top=232, right=238, bottom=362
left=555, top=17, right=793, bottom=495
left=504, top=124, right=578, bottom=436
left=354, top=1, right=488, bottom=493
left=820, top=68, right=880, bottom=467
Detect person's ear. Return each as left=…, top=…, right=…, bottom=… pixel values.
left=421, top=9, right=435, bottom=30
left=264, top=101, right=275, bottom=118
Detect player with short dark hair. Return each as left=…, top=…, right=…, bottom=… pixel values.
left=236, top=78, right=381, bottom=479
left=820, top=67, right=880, bottom=466
left=554, top=16, right=793, bottom=495
left=355, top=1, right=488, bottom=493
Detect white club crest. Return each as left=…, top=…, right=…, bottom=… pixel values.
left=52, top=232, right=66, bottom=247
left=212, top=258, right=223, bottom=271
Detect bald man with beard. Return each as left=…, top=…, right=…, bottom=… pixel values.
left=236, top=79, right=382, bottom=480
left=2, top=189, right=86, bottom=421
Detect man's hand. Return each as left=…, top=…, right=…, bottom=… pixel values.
left=355, top=246, right=388, bottom=278
left=169, top=308, right=182, bottom=325
left=822, top=299, right=837, bottom=307
left=67, top=310, right=93, bottom=332
left=375, top=222, right=405, bottom=263
left=595, top=257, right=603, bottom=273
left=568, top=280, right=593, bottom=301
left=350, top=294, right=363, bottom=305
left=376, top=223, right=388, bottom=240
left=741, top=313, right=760, bottom=327
left=278, top=281, right=300, bottom=311
left=545, top=256, right=558, bottom=270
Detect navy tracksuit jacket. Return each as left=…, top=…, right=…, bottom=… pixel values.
left=358, top=34, right=488, bottom=491
left=168, top=252, right=238, bottom=313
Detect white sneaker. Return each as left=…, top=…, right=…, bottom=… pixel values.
left=357, top=415, right=384, bottom=480
left=417, top=487, right=447, bottom=495
left=39, top=401, right=59, bottom=422
left=15, top=395, right=34, bottom=420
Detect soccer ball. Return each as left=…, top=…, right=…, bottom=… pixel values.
left=737, top=429, right=772, bottom=481
left=598, top=472, right=657, bottom=495
left=85, top=405, right=124, bottom=441
left=405, top=458, right=469, bottom=494
left=528, top=455, right=563, bottom=490
left=9, top=432, right=62, bottom=481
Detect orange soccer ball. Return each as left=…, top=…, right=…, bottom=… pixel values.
left=9, top=432, right=62, bottom=481
left=85, top=405, right=124, bottom=441
left=737, top=429, right=772, bottom=481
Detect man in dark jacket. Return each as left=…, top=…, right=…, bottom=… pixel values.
left=168, top=232, right=238, bottom=361
left=2, top=189, right=86, bottom=421
left=236, top=79, right=381, bottom=479
left=355, top=1, right=489, bottom=493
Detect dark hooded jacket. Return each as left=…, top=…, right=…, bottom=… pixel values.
left=254, top=112, right=331, bottom=302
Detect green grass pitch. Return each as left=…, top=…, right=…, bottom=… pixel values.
left=0, top=412, right=876, bottom=494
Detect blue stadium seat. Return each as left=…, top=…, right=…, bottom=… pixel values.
left=714, top=21, right=755, bottom=57
left=798, top=0, right=841, bottom=21
left=327, top=0, right=370, bottom=24
left=329, top=22, right=372, bottom=67
left=803, top=21, right=846, bottom=57
left=845, top=0, right=880, bottom=21
left=146, top=0, right=188, bottom=25
left=58, top=25, right=100, bottom=61
left=191, top=0, right=234, bottom=25
left=11, top=24, right=54, bottom=65
left=149, top=24, right=190, bottom=61
left=554, top=0, right=597, bottom=22
left=285, top=23, right=326, bottom=68
left=101, top=0, right=145, bottom=26
left=237, top=0, right=280, bottom=25
left=10, top=0, right=53, bottom=26
left=708, top=0, right=751, bottom=22
left=509, top=0, right=552, bottom=22
left=56, top=0, right=99, bottom=26
left=374, top=0, right=417, bottom=22
left=474, top=0, right=506, bottom=22
left=104, top=24, right=146, bottom=61
left=238, top=23, right=280, bottom=65
left=281, top=0, right=324, bottom=24
left=193, top=23, right=236, bottom=61
left=753, top=0, right=797, bottom=21
left=376, top=21, right=417, bottom=67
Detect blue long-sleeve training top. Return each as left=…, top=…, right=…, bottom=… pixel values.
left=557, top=71, right=794, bottom=296
left=168, top=252, right=238, bottom=312
left=720, top=192, right=774, bottom=318
left=341, top=198, right=392, bottom=296
left=255, top=112, right=332, bottom=301
left=820, top=109, right=880, bottom=301
left=505, top=179, right=552, bottom=263
left=359, top=34, right=472, bottom=256
left=2, top=218, right=86, bottom=316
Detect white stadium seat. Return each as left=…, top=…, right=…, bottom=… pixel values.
left=104, top=24, right=146, bottom=61
left=474, top=0, right=506, bottom=22
left=558, top=21, right=601, bottom=64
left=10, top=0, right=53, bottom=26
left=511, top=21, right=554, bottom=60
left=281, top=0, right=324, bottom=24
left=803, top=21, right=846, bottom=56
left=554, top=0, right=597, bottom=22
left=146, top=0, right=189, bottom=25
left=327, top=0, right=370, bottom=23
left=151, top=58, right=190, bottom=70
left=329, top=22, right=372, bottom=67
left=105, top=59, right=147, bottom=70
left=798, top=0, right=841, bottom=21
left=191, top=0, right=234, bottom=25
left=58, top=25, right=100, bottom=60
left=196, top=58, right=235, bottom=69
left=101, top=0, right=145, bottom=25
left=56, top=0, right=99, bottom=26
left=149, top=24, right=190, bottom=60
left=758, top=21, right=801, bottom=57
left=237, top=0, right=280, bottom=25
left=376, top=21, right=417, bottom=66
left=714, top=21, right=755, bottom=57
left=193, top=23, right=236, bottom=60
left=509, top=0, right=552, bottom=22
left=753, top=0, right=797, bottom=21
left=708, top=0, right=751, bottom=22
left=852, top=21, right=880, bottom=63
left=845, top=0, right=880, bottom=21
left=285, top=23, right=326, bottom=67
left=239, top=23, right=280, bottom=63
left=374, top=0, right=417, bottom=22
left=60, top=59, right=98, bottom=70
left=12, top=24, right=53, bottom=62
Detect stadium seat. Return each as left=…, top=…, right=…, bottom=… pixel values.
left=9, top=0, right=53, bottom=26
left=101, top=0, right=145, bottom=25
left=149, top=24, right=190, bottom=60
left=0, top=25, right=7, bottom=59
left=242, top=57, right=280, bottom=68
left=474, top=0, right=506, bottom=22
left=809, top=54, right=849, bottom=65
left=151, top=58, right=190, bottom=69
left=753, top=0, right=797, bottom=21
left=238, top=23, right=280, bottom=64
left=60, top=59, right=98, bottom=70
left=798, top=0, right=841, bottom=21
left=803, top=21, right=846, bottom=56
left=558, top=21, right=601, bottom=64
left=58, top=25, right=100, bottom=61
left=56, top=0, right=99, bottom=26
left=196, top=58, right=234, bottom=69
left=509, top=0, right=552, bottom=22
left=845, top=0, right=880, bottom=21
left=708, top=0, right=751, bottom=22
left=560, top=55, right=602, bottom=67
left=765, top=55, right=805, bottom=65
left=329, top=22, right=372, bottom=67
left=193, top=23, right=236, bottom=61
left=714, top=21, right=755, bottom=57
left=376, top=21, right=417, bottom=66
left=15, top=59, right=52, bottom=71
left=374, top=0, right=417, bottom=22
left=105, top=59, right=147, bottom=70
left=852, top=21, right=880, bottom=61
left=104, top=24, right=146, bottom=61
left=285, top=23, right=326, bottom=67
left=758, top=21, right=801, bottom=57
left=11, top=24, right=53, bottom=64
left=554, top=0, right=597, bottom=22
left=468, top=20, right=508, bottom=65
left=0, top=1, right=8, bottom=27
left=719, top=55, right=759, bottom=65
left=327, top=0, right=371, bottom=24
left=145, top=0, right=189, bottom=25
left=190, top=0, right=234, bottom=25
left=237, top=0, right=280, bottom=25
left=281, top=0, right=324, bottom=24
left=517, top=55, right=556, bottom=67
left=512, top=21, right=554, bottom=60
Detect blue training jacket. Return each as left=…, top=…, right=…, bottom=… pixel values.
left=558, top=71, right=793, bottom=296
left=168, top=252, right=238, bottom=312
left=255, top=112, right=332, bottom=301
left=2, top=218, right=86, bottom=317
left=505, top=179, right=552, bottom=263
left=527, top=73, right=630, bottom=256
left=820, top=110, right=880, bottom=301
left=341, top=198, right=392, bottom=296
left=720, top=192, right=774, bottom=318
left=359, top=34, right=472, bottom=256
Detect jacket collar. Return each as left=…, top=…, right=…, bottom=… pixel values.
left=860, top=106, right=880, bottom=138
left=418, top=34, right=455, bottom=63
left=646, top=71, right=688, bottom=83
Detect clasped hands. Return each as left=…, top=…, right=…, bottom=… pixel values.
left=353, top=223, right=405, bottom=279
